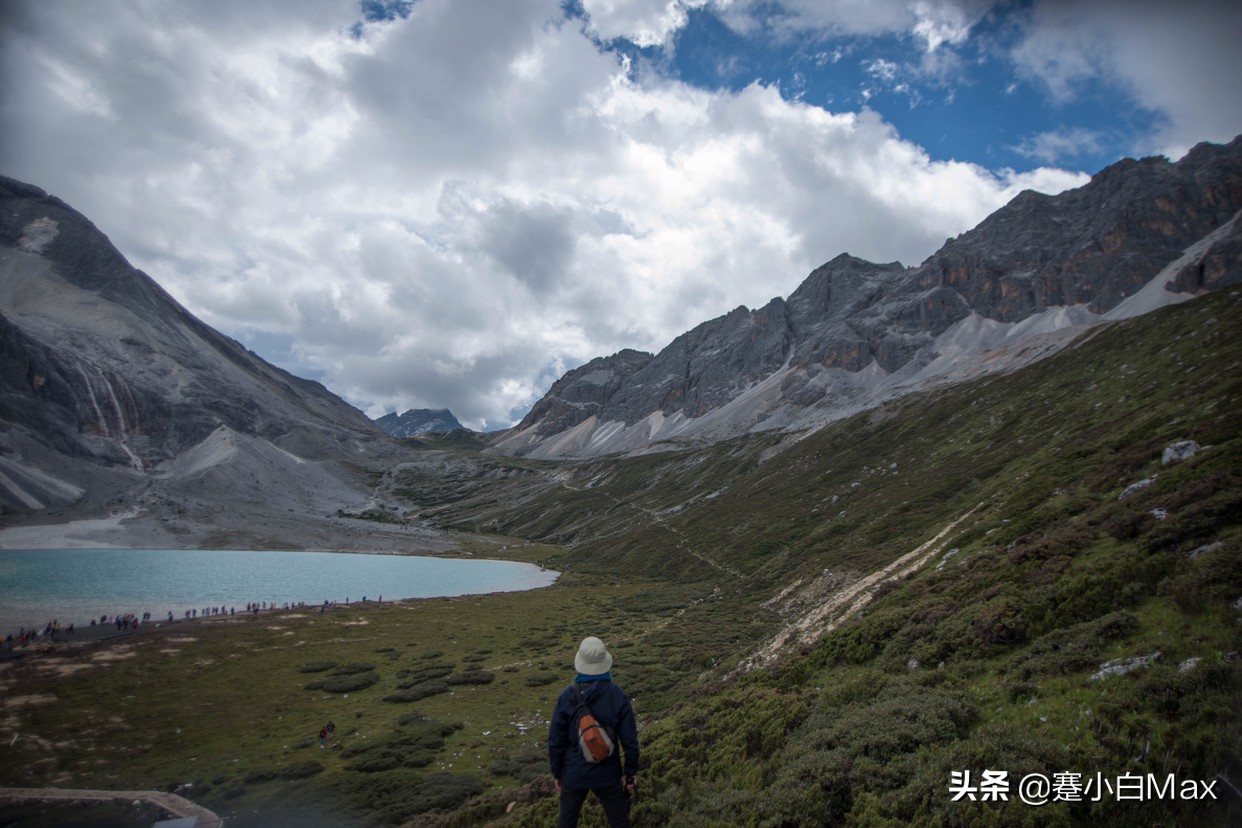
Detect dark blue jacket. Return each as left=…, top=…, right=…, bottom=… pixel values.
left=548, top=678, right=639, bottom=789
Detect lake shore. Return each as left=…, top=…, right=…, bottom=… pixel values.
left=0, top=544, right=560, bottom=647
left=0, top=600, right=336, bottom=662
left=0, top=588, right=482, bottom=665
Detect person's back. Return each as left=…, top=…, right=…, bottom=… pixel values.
left=547, top=637, right=639, bottom=828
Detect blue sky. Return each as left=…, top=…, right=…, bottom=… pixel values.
left=589, top=0, right=1180, bottom=172
left=1, top=0, right=1239, bottom=429
left=666, top=4, right=1145, bottom=171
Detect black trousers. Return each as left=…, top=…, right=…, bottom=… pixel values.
left=557, top=778, right=631, bottom=828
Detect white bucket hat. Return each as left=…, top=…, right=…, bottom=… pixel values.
left=574, top=636, right=614, bottom=675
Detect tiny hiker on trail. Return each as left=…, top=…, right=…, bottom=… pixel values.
left=547, top=636, right=639, bottom=828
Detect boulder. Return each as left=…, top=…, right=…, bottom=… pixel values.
left=1162, top=440, right=1201, bottom=466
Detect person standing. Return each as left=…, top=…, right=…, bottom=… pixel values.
left=547, top=636, right=639, bottom=828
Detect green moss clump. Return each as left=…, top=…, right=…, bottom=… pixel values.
left=280, top=760, right=324, bottom=779
left=446, top=669, right=494, bottom=686
left=318, top=672, right=379, bottom=693
left=297, top=661, right=338, bottom=673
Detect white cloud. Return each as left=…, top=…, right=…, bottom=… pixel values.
left=580, top=0, right=708, bottom=47
left=865, top=58, right=901, bottom=83
left=1, top=0, right=1092, bottom=430
left=716, top=0, right=995, bottom=52
left=909, top=0, right=986, bottom=51
left=1011, top=0, right=1242, bottom=158
left=1013, top=127, right=1108, bottom=166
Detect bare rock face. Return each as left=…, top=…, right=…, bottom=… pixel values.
left=0, top=176, right=393, bottom=514
left=1168, top=212, right=1242, bottom=293
left=605, top=299, right=792, bottom=422
left=516, top=349, right=653, bottom=436
left=786, top=255, right=918, bottom=373
left=505, top=137, right=1242, bottom=453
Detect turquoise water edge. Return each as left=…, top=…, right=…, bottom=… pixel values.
left=0, top=548, right=558, bottom=633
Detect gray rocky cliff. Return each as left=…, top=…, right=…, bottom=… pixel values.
left=516, top=349, right=653, bottom=436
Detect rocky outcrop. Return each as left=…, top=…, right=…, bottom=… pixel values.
left=786, top=255, right=918, bottom=373
left=1167, top=211, right=1242, bottom=293
left=498, top=137, right=1242, bottom=457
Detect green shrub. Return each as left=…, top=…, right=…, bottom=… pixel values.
left=395, top=663, right=454, bottom=687
left=385, top=681, right=448, bottom=702
left=318, top=672, right=379, bottom=693
left=1139, top=472, right=1242, bottom=554
left=242, top=769, right=278, bottom=784
left=334, top=772, right=485, bottom=824
left=383, top=689, right=428, bottom=703
left=488, top=743, right=547, bottom=784
left=446, top=669, right=494, bottom=686
left=968, top=596, right=1029, bottom=649
left=813, top=607, right=908, bottom=666
left=297, top=661, right=337, bottom=673
left=1162, top=537, right=1241, bottom=613
left=1002, top=610, right=1138, bottom=680
left=280, top=760, right=323, bottom=779
left=342, top=721, right=461, bottom=774
left=348, top=754, right=400, bottom=773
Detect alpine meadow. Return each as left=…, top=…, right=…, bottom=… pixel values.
left=1, top=274, right=1240, bottom=825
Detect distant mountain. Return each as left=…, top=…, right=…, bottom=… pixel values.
left=374, top=408, right=463, bottom=438
left=0, top=176, right=401, bottom=535
left=494, top=137, right=1242, bottom=459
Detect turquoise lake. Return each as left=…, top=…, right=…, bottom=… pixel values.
left=0, top=548, right=558, bottom=632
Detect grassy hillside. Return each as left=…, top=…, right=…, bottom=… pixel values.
left=443, top=288, right=1242, bottom=826
left=1, top=290, right=1238, bottom=826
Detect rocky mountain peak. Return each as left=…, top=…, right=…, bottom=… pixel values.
left=514, top=349, right=654, bottom=437
left=0, top=176, right=393, bottom=516
left=916, top=136, right=1242, bottom=325
left=374, top=408, right=464, bottom=438
left=495, top=135, right=1242, bottom=459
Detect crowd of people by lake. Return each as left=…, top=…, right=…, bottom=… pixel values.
left=0, top=597, right=388, bottom=657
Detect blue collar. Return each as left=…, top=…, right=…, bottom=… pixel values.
left=575, top=672, right=611, bottom=683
